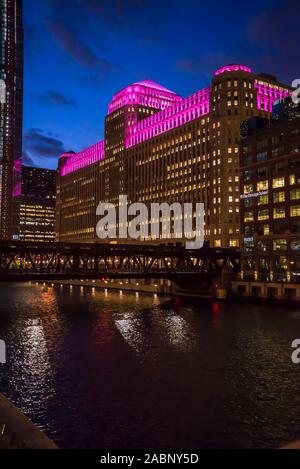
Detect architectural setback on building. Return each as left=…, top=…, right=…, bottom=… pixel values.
left=56, top=65, right=291, bottom=248
left=0, top=0, right=23, bottom=240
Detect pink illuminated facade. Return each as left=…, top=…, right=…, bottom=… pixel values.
left=214, top=64, right=252, bottom=76
left=60, top=141, right=105, bottom=176
left=125, top=87, right=210, bottom=148
left=108, top=80, right=182, bottom=115
left=56, top=64, right=292, bottom=246
left=254, top=80, right=291, bottom=113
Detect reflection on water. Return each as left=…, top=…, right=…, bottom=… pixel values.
left=0, top=282, right=300, bottom=448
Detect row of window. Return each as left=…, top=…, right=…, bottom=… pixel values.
left=244, top=189, right=300, bottom=207
left=244, top=205, right=300, bottom=221
left=244, top=238, right=300, bottom=252
left=244, top=175, right=300, bottom=193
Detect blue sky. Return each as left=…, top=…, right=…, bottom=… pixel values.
left=23, top=0, right=299, bottom=169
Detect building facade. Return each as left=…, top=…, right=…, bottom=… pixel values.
left=0, top=0, right=23, bottom=239
left=20, top=166, right=56, bottom=242
left=56, top=65, right=291, bottom=247
left=240, top=98, right=300, bottom=282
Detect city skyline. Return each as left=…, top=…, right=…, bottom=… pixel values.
left=23, top=0, right=300, bottom=169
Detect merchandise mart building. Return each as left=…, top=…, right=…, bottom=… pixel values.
left=56, top=65, right=291, bottom=248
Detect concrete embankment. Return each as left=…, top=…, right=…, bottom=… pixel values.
left=0, top=393, right=57, bottom=449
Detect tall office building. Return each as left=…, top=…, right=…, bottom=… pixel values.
left=240, top=97, right=300, bottom=282
left=20, top=166, right=56, bottom=242
left=56, top=65, right=291, bottom=247
left=0, top=0, right=23, bottom=239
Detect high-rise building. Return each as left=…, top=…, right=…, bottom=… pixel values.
left=20, top=166, right=56, bottom=242
left=240, top=97, right=300, bottom=282
left=0, top=0, right=23, bottom=240
left=56, top=65, right=291, bottom=247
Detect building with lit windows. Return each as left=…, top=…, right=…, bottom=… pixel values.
left=240, top=97, right=300, bottom=282
left=0, top=0, right=23, bottom=239
left=56, top=65, right=291, bottom=247
left=20, top=166, right=56, bottom=242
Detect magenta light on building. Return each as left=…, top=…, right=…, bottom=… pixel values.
left=59, top=65, right=292, bottom=177
left=125, top=87, right=211, bottom=148
left=214, top=64, right=252, bottom=76
left=254, top=80, right=291, bottom=112
left=60, top=141, right=105, bottom=176
left=108, top=80, right=182, bottom=114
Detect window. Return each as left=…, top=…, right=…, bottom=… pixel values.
left=244, top=170, right=254, bottom=181
left=257, top=180, right=268, bottom=191
left=258, top=240, right=271, bottom=252
left=291, top=239, right=300, bottom=251
left=257, top=139, right=268, bottom=150
left=291, top=205, right=300, bottom=217
left=273, top=239, right=287, bottom=251
left=244, top=225, right=254, bottom=236
left=273, top=191, right=285, bottom=203
left=257, top=167, right=268, bottom=178
left=289, top=143, right=300, bottom=154
left=244, top=211, right=254, bottom=222
left=258, top=209, right=269, bottom=221
left=272, top=177, right=285, bottom=188
left=244, top=198, right=253, bottom=208
left=243, top=184, right=253, bottom=194
left=244, top=155, right=253, bottom=165
left=274, top=256, right=288, bottom=271
left=274, top=221, right=285, bottom=234
left=229, top=239, right=239, bottom=247
left=273, top=207, right=285, bottom=219
left=257, top=151, right=267, bottom=162
left=258, top=194, right=268, bottom=205
left=290, top=188, right=300, bottom=200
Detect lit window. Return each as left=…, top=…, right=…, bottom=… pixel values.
left=273, top=191, right=285, bottom=203
left=258, top=210, right=269, bottom=221
left=244, top=211, right=254, bottom=222
left=257, top=180, right=268, bottom=191
left=290, top=188, right=300, bottom=200
left=273, top=239, right=287, bottom=251
left=291, top=205, right=300, bottom=217
left=272, top=177, right=285, bottom=188
left=258, top=195, right=268, bottom=205
left=273, top=207, right=285, bottom=219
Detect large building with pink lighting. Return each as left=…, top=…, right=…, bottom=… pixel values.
left=56, top=65, right=291, bottom=247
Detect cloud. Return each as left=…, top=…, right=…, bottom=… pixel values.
left=38, top=90, right=77, bottom=108
left=47, top=20, right=117, bottom=72
left=23, top=150, right=35, bottom=167
left=23, top=129, right=67, bottom=162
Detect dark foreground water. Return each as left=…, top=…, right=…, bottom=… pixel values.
left=0, top=282, right=300, bottom=449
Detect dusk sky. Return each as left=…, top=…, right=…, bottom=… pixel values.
left=24, top=0, right=299, bottom=169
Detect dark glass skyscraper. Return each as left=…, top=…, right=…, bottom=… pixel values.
left=0, top=0, right=23, bottom=239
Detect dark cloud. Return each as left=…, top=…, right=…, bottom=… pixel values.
left=23, top=129, right=67, bottom=161
left=39, top=90, right=77, bottom=108
left=23, top=150, right=35, bottom=167
left=47, top=20, right=117, bottom=72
